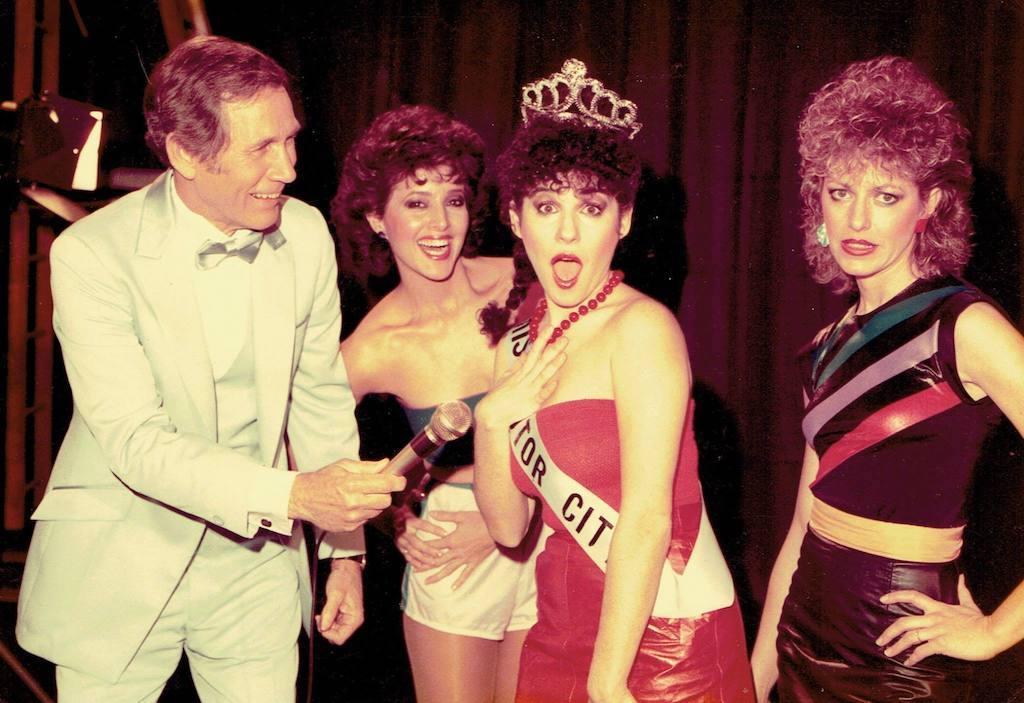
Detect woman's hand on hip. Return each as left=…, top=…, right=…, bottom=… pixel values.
left=877, top=575, right=1000, bottom=665
left=395, top=509, right=447, bottom=570
left=418, top=509, right=497, bottom=588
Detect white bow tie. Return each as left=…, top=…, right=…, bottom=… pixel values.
left=194, top=231, right=266, bottom=270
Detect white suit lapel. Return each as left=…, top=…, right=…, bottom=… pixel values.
left=134, top=172, right=217, bottom=437
left=251, top=228, right=294, bottom=466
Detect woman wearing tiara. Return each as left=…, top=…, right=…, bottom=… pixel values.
left=749, top=56, right=1024, bottom=702
left=334, top=104, right=541, bottom=703
left=473, top=60, right=754, bottom=703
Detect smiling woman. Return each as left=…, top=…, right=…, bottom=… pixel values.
left=333, top=104, right=543, bottom=703
left=366, top=165, right=471, bottom=279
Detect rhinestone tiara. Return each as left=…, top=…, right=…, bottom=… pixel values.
left=520, top=58, right=642, bottom=139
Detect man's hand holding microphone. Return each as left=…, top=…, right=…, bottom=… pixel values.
left=288, top=399, right=474, bottom=532
left=288, top=458, right=405, bottom=532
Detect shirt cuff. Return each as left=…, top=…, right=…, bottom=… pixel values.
left=246, top=469, right=297, bottom=536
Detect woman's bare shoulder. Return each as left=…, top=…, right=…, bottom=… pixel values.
left=608, top=291, right=682, bottom=338
left=605, top=291, right=688, bottom=366
left=341, top=291, right=412, bottom=371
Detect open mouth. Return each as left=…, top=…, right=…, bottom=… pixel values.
left=551, top=254, right=582, bottom=288
left=418, top=238, right=452, bottom=259
left=840, top=239, right=877, bottom=256
left=251, top=192, right=282, bottom=201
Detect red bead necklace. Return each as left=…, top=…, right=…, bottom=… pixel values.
left=528, top=270, right=625, bottom=345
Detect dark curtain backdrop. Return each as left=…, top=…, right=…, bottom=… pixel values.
left=47, top=1, right=1024, bottom=700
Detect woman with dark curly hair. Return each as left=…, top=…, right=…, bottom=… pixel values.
left=750, top=56, right=1024, bottom=702
left=473, top=59, right=753, bottom=703
left=334, top=104, right=541, bottom=703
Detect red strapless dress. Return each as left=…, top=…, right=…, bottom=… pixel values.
left=510, top=399, right=753, bottom=703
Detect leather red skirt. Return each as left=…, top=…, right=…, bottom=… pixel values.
left=515, top=533, right=754, bottom=702
left=777, top=530, right=974, bottom=702
left=517, top=600, right=753, bottom=702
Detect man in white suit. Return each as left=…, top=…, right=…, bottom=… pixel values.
left=15, top=35, right=406, bottom=701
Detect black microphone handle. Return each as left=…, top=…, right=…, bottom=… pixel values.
left=384, top=426, right=442, bottom=476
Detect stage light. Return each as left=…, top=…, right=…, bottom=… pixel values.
left=15, top=92, right=107, bottom=191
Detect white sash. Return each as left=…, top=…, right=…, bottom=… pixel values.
left=503, top=324, right=735, bottom=617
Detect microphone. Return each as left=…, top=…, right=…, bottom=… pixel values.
left=384, top=400, right=473, bottom=476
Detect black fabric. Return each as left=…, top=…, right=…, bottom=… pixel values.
left=777, top=530, right=974, bottom=702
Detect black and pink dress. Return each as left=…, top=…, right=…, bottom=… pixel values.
left=777, top=276, right=1005, bottom=702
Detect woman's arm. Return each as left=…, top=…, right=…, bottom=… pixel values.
left=878, top=301, right=1024, bottom=663
left=473, top=336, right=567, bottom=546
left=586, top=300, right=687, bottom=703
left=750, top=444, right=819, bottom=702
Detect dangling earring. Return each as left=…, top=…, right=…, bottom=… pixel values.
left=815, top=223, right=829, bottom=247
left=914, top=218, right=929, bottom=234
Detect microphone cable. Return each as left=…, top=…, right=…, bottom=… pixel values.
left=303, top=524, right=326, bottom=703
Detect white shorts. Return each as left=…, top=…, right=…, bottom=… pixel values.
left=401, top=482, right=545, bottom=640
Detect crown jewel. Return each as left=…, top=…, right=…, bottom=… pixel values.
left=520, top=59, right=642, bottom=139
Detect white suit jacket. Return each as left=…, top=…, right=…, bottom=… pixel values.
left=16, top=171, right=362, bottom=682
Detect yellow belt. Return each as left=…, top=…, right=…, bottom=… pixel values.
left=809, top=498, right=963, bottom=563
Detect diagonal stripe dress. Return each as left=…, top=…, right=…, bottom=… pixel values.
left=777, top=276, right=1006, bottom=702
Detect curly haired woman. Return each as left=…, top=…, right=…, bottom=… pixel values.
left=334, top=104, right=541, bottom=703
left=750, top=56, right=1024, bottom=702
left=473, top=60, right=753, bottom=703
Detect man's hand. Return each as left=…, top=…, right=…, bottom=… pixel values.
left=288, top=458, right=405, bottom=532
left=316, top=558, right=364, bottom=645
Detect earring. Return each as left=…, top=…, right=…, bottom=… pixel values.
left=376, top=230, right=388, bottom=241
left=815, top=223, right=829, bottom=247
left=914, top=218, right=929, bottom=234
